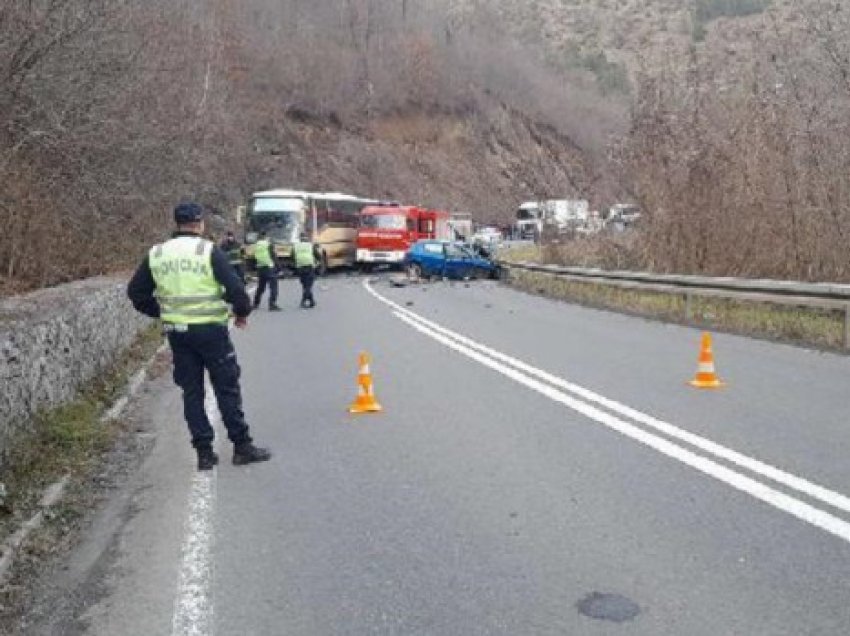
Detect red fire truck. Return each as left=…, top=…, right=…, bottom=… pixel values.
left=356, top=204, right=449, bottom=268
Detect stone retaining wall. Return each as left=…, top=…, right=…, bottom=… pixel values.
left=0, top=276, right=152, bottom=456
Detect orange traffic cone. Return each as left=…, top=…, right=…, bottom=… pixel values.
left=689, top=332, right=725, bottom=389
left=349, top=352, right=383, bottom=414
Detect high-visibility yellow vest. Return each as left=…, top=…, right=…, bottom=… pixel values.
left=149, top=237, right=228, bottom=325
left=293, top=242, right=316, bottom=268
left=254, top=239, right=274, bottom=268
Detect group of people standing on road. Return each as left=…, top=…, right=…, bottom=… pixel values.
left=218, top=230, right=321, bottom=311
left=127, top=201, right=323, bottom=472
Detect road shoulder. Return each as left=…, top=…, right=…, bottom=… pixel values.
left=2, top=367, right=196, bottom=635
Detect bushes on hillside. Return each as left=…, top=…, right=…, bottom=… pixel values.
left=626, top=1, right=850, bottom=282
left=0, top=2, right=228, bottom=292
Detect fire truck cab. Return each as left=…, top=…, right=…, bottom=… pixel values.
left=356, top=204, right=449, bottom=267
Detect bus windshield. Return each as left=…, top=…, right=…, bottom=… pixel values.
left=249, top=197, right=303, bottom=240
left=248, top=212, right=298, bottom=240
left=361, top=214, right=406, bottom=230
left=253, top=197, right=304, bottom=213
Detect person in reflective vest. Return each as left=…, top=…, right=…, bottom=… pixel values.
left=252, top=231, right=280, bottom=311
left=127, top=202, right=271, bottom=471
left=219, top=231, right=245, bottom=284
left=293, top=233, right=321, bottom=308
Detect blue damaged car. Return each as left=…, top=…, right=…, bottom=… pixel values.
left=404, top=240, right=501, bottom=280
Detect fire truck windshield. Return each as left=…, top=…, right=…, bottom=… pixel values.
left=361, top=214, right=406, bottom=230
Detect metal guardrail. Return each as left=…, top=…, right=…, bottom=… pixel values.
left=501, top=261, right=850, bottom=348
left=504, top=261, right=850, bottom=300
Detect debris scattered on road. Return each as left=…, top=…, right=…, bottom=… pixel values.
left=389, top=278, right=408, bottom=288
left=405, top=301, right=414, bottom=307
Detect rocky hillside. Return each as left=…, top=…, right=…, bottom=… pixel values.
left=455, top=0, right=781, bottom=97
left=217, top=0, right=631, bottom=216
left=232, top=107, right=604, bottom=224
left=0, top=0, right=624, bottom=293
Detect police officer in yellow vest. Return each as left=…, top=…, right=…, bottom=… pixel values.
left=128, top=202, right=271, bottom=471
left=294, top=232, right=321, bottom=309
left=252, top=230, right=280, bottom=311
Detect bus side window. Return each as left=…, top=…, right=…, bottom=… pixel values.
left=420, top=219, right=434, bottom=235
left=344, top=201, right=360, bottom=228
left=407, top=218, right=416, bottom=232
left=316, top=201, right=330, bottom=229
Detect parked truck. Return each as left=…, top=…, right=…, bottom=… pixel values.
left=514, top=199, right=590, bottom=241
left=446, top=212, right=474, bottom=242
left=605, top=203, right=642, bottom=231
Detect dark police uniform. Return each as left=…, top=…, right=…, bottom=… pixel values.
left=128, top=202, right=270, bottom=469
left=219, top=235, right=245, bottom=284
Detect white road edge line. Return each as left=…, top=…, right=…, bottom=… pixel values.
left=171, top=387, right=218, bottom=636
left=364, top=280, right=850, bottom=545
left=364, top=279, right=850, bottom=517
left=170, top=293, right=258, bottom=635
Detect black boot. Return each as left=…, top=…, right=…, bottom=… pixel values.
left=197, top=446, right=219, bottom=471
left=233, top=442, right=272, bottom=466
left=269, top=304, right=281, bottom=312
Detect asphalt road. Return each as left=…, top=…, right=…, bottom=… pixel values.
left=21, top=274, right=850, bottom=635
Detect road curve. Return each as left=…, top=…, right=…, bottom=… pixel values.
left=21, top=274, right=850, bottom=635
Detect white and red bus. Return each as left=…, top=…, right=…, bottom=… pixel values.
left=241, top=189, right=376, bottom=272
left=356, top=204, right=450, bottom=268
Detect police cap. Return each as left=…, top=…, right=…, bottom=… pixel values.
left=174, top=202, right=204, bottom=224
